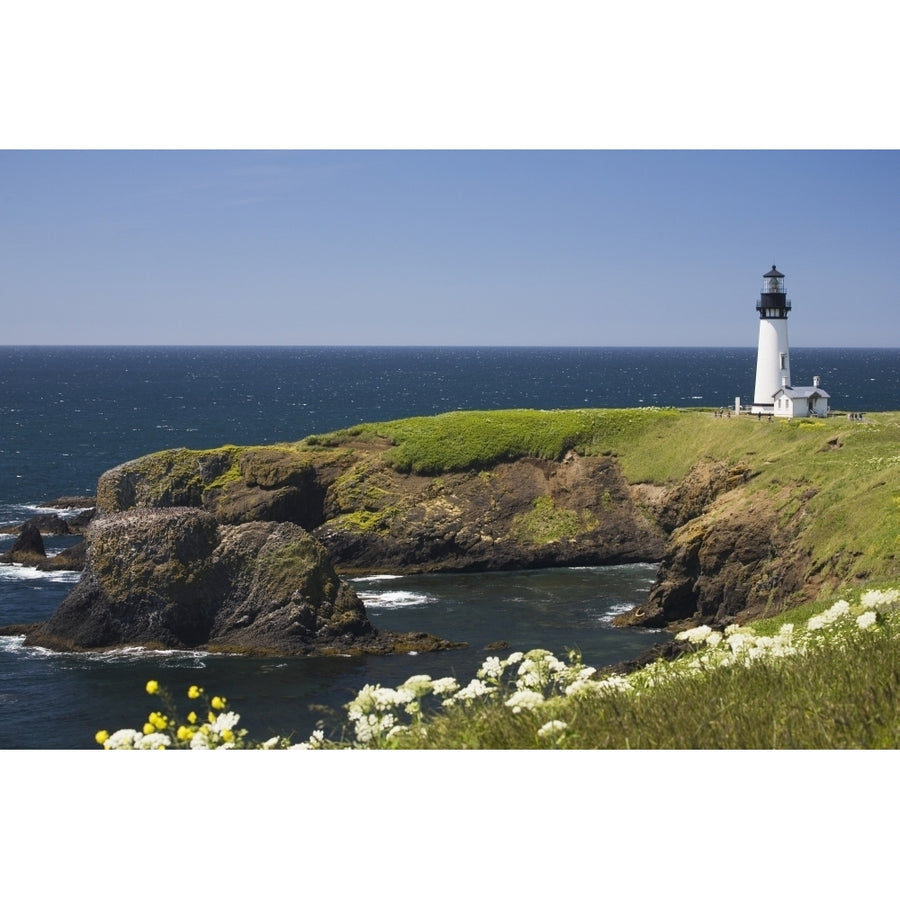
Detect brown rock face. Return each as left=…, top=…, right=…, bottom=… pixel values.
left=96, top=446, right=667, bottom=574
left=615, top=478, right=817, bottom=631
left=72, top=439, right=824, bottom=638
left=24, top=508, right=384, bottom=655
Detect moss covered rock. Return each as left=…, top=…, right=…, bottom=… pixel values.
left=24, top=507, right=457, bottom=656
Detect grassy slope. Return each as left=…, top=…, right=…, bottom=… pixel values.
left=306, top=408, right=900, bottom=588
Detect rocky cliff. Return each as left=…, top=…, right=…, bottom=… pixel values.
left=17, top=409, right=900, bottom=650
left=95, top=442, right=668, bottom=573
left=24, top=507, right=461, bottom=656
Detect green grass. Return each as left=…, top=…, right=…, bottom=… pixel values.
left=308, top=407, right=684, bottom=476
left=395, top=633, right=900, bottom=749
left=336, top=585, right=900, bottom=750
left=510, top=495, right=597, bottom=545
left=304, top=409, right=900, bottom=587
left=101, top=585, right=900, bottom=750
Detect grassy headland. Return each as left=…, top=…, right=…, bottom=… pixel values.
left=94, top=408, right=900, bottom=749
left=306, top=408, right=900, bottom=586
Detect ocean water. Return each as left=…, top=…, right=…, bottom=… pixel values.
left=1, top=346, right=898, bottom=749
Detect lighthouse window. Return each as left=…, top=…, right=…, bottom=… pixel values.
left=780, top=353, right=786, bottom=370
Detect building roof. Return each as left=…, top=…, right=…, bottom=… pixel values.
left=765, top=265, right=785, bottom=278
left=773, top=386, right=831, bottom=400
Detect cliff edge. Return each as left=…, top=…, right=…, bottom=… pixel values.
left=19, top=408, right=900, bottom=650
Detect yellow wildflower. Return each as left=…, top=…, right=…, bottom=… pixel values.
left=176, top=725, right=195, bottom=742
left=187, top=710, right=197, bottom=724
left=222, top=730, right=235, bottom=743
left=211, top=695, right=226, bottom=711
left=143, top=722, right=156, bottom=735
left=95, top=730, right=109, bottom=746
left=187, top=685, right=203, bottom=699
left=145, top=680, right=160, bottom=695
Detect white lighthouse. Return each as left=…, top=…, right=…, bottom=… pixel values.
left=752, top=265, right=791, bottom=414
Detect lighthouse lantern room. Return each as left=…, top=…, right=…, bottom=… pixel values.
left=752, top=265, right=792, bottom=414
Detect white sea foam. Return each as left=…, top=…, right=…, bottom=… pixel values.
left=358, top=590, right=435, bottom=609
left=12, top=503, right=92, bottom=517
left=1, top=503, right=93, bottom=528
left=599, top=602, right=639, bottom=625
left=0, top=636, right=214, bottom=664
left=0, top=563, right=81, bottom=584
left=351, top=574, right=404, bottom=583
left=83, top=647, right=212, bottom=665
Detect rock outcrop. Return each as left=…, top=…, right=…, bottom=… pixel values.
left=84, top=439, right=818, bottom=635
left=1, top=522, right=47, bottom=565
left=24, top=507, right=461, bottom=656
left=96, top=445, right=667, bottom=574
left=36, top=540, right=87, bottom=572
left=616, top=472, right=818, bottom=630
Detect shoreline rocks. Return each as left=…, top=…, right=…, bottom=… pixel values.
left=21, top=507, right=464, bottom=658
left=1, top=522, right=48, bottom=565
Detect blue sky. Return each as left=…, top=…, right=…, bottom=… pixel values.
left=3, top=149, right=897, bottom=346
left=2, top=4, right=898, bottom=347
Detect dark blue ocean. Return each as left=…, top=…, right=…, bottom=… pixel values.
left=1, top=346, right=898, bottom=749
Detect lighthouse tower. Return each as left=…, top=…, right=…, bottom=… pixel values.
left=752, top=265, right=791, bottom=413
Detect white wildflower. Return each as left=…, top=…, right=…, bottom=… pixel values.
left=857, top=611, right=877, bottom=630
left=444, top=677, right=495, bottom=706
left=809, top=599, right=852, bottom=631
left=351, top=711, right=396, bottom=745
left=103, top=728, right=142, bottom=749
left=505, top=689, right=545, bottom=713
left=726, top=631, right=753, bottom=652
left=556, top=664, right=598, bottom=692
left=676, top=624, right=712, bottom=645
left=386, top=724, right=409, bottom=740
left=430, top=676, right=460, bottom=696
left=401, top=674, right=434, bottom=697
left=861, top=588, right=900, bottom=609
left=477, top=656, right=504, bottom=680
left=190, top=729, right=212, bottom=750
left=135, top=732, right=171, bottom=750
left=564, top=679, right=601, bottom=697
left=289, top=728, right=326, bottom=750
left=347, top=683, right=411, bottom=719
left=209, top=710, right=240, bottom=735
left=516, top=658, right=542, bottom=689
left=537, top=720, right=567, bottom=738
left=595, top=674, right=633, bottom=694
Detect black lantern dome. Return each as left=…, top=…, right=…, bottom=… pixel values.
left=757, top=265, right=791, bottom=319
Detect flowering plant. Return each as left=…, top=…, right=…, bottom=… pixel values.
left=97, top=584, right=900, bottom=750
left=95, top=681, right=296, bottom=750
